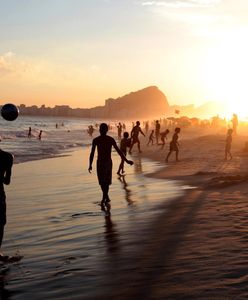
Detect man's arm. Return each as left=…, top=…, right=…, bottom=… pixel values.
left=3, top=154, right=13, bottom=185
left=130, top=127, right=134, bottom=138
left=139, top=128, right=146, bottom=137
left=88, top=140, right=96, bottom=173
left=113, top=141, right=133, bottom=165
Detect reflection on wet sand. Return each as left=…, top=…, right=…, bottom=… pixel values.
left=103, top=208, right=119, bottom=254
left=0, top=268, right=11, bottom=300
left=118, top=176, right=134, bottom=205
left=133, top=155, right=143, bottom=174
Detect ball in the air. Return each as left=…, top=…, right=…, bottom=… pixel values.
left=1, top=103, right=19, bottom=121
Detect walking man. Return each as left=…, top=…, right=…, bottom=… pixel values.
left=88, top=123, right=133, bottom=209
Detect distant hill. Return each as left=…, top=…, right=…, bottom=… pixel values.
left=100, top=86, right=170, bottom=119
left=18, top=86, right=170, bottom=119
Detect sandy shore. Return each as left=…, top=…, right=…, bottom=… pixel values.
left=3, top=131, right=248, bottom=299
left=94, top=132, right=248, bottom=299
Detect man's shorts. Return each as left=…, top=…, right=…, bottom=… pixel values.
left=97, top=160, right=112, bottom=186
left=0, top=190, right=6, bottom=226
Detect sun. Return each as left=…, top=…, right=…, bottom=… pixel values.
left=201, top=33, right=248, bottom=120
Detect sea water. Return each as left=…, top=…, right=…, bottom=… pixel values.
left=0, top=115, right=106, bottom=163
left=0, top=116, right=184, bottom=299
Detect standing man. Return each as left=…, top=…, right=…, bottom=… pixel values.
left=0, top=145, right=13, bottom=259
left=165, top=127, right=181, bottom=163
left=117, top=122, right=122, bottom=139
left=88, top=123, right=133, bottom=209
left=129, top=121, right=145, bottom=154
left=231, top=114, right=238, bottom=135
left=155, top=120, right=161, bottom=145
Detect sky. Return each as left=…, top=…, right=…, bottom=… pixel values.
left=0, top=0, right=248, bottom=116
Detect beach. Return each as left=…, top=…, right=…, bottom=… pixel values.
left=105, top=132, right=248, bottom=299
left=2, top=126, right=248, bottom=299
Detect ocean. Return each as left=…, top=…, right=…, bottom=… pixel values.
left=1, top=116, right=185, bottom=299
left=0, top=115, right=105, bottom=163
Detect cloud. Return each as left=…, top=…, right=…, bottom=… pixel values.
left=0, top=52, right=16, bottom=76
left=141, top=0, right=221, bottom=8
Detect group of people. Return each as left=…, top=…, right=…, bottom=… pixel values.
left=0, top=117, right=236, bottom=260
left=88, top=121, right=182, bottom=212
left=28, top=127, right=43, bottom=140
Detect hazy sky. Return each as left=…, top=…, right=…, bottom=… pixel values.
left=0, top=0, right=248, bottom=114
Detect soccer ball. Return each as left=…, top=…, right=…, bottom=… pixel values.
left=1, top=103, right=19, bottom=121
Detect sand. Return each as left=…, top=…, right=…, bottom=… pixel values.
left=3, top=130, right=248, bottom=299
left=96, top=132, right=248, bottom=299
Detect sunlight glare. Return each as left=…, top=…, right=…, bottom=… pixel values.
left=202, top=32, right=248, bottom=119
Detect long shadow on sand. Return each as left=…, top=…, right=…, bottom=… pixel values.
left=96, top=189, right=204, bottom=300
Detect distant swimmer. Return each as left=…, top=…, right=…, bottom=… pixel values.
left=165, top=127, right=181, bottom=163
left=117, top=132, right=131, bottom=175
left=88, top=123, right=133, bottom=210
left=87, top=125, right=94, bottom=137
left=38, top=130, right=43, bottom=140
left=225, top=129, right=233, bottom=160
left=147, top=130, right=154, bottom=146
left=28, top=127, right=32, bottom=138
left=0, top=142, right=13, bottom=260
left=129, top=121, right=145, bottom=154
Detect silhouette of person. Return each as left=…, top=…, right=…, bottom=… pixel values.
left=88, top=123, right=133, bottom=209
left=155, top=120, right=161, bottom=145
left=0, top=146, right=13, bottom=259
left=38, top=130, right=43, bottom=140
left=87, top=125, right=94, bottom=137
left=28, top=127, right=32, bottom=138
left=160, top=129, right=170, bottom=149
left=117, top=132, right=130, bottom=175
left=145, top=121, right=149, bottom=135
left=165, top=127, right=181, bottom=162
left=147, top=130, right=154, bottom=146
left=129, top=121, right=145, bottom=154
left=117, top=122, right=122, bottom=140
left=231, top=114, right=238, bottom=135
left=225, top=128, right=233, bottom=160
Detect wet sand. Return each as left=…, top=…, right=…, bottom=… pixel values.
left=2, top=147, right=182, bottom=300
left=3, top=132, right=248, bottom=299
left=94, top=133, right=248, bottom=299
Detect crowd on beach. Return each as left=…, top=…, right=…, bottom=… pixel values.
left=87, top=113, right=239, bottom=213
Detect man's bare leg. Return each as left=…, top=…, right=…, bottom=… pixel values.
left=176, top=150, right=179, bottom=162
left=165, top=151, right=172, bottom=163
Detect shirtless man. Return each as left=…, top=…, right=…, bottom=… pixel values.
left=225, top=129, right=233, bottom=160
left=165, top=127, right=181, bottom=162
left=88, top=123, right=133, bottom=209
left=129, top=121, right=145, bottom=154
left=0, top=145, right=13, bottom=259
